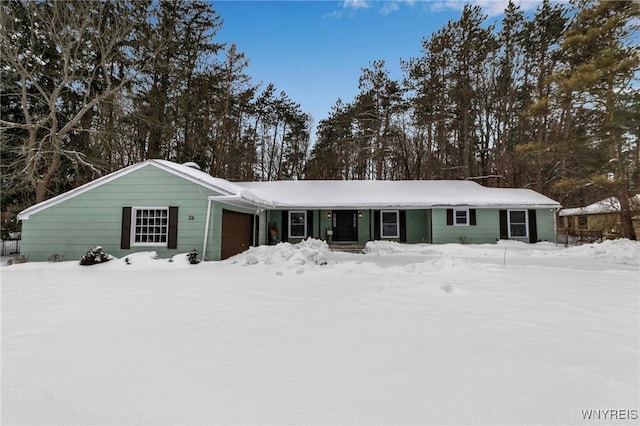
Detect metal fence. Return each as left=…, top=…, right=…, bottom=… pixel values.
left=1, top=239, right=21, bottom=256
left=557, top=231, right=604, bottom=246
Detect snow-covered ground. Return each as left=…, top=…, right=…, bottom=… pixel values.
left=2, top=240, right=639, bottom=425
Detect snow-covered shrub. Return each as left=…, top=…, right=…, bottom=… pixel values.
left=48, top=254, right=65, bottom=263
left=187, top=249, right=200, bottom=264
left=7, top=254, right=28, bottom=265
left=79, top=246, right=112, bottom=265
left=458, top=236, right=473, bottom=244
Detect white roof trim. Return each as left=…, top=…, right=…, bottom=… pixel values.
left=17, top=160, right=241, bottom=220
left=18, top=160, right=562, bottom=220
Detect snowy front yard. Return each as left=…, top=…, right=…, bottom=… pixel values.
left=2, top=240, right=639, bottom=425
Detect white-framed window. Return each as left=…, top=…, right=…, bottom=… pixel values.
left=381, top=210, right=399, bottom=238
left=454, top=208, right=469, bottom=226
left=289, top=211, right=307, bottom=238
left=508, top=210, right=528, bottom=238
left=132, top=207, right=169, bottom=246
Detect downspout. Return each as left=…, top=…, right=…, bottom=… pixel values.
left=551, top=207, right=560, bottom=245
left=202, top=199, right=213, bottom=260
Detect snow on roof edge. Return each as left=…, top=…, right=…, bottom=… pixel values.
left=559, top=195, right=640, bottom=216
left=18, top=161, right=151, bottom=220
left=18, top=160, right=562, bottom=220
left=18, top=160, right=247, bottom=220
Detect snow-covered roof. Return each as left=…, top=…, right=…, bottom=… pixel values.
left=559, top=195, right=640, bottom=216
left=236, top=180, right=561, bottom=209
left=18, top=160, right=251, bottom=220
left=18, top=160, right=561, bottom=220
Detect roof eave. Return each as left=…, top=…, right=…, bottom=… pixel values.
left=263, top=203, right=562, bottom=210
left=17, top=161, right=152, bottom=220
left=17, top=160, right=239, bottom=221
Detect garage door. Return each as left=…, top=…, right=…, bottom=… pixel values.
left=221, top=210, right=253, bottom=260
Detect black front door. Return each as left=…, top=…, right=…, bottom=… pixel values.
left=333, top=210, right=358, bottom=242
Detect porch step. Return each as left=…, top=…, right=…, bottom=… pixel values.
left=329, top=244, right=365, bottom=254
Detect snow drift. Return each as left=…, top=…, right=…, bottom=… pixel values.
left=2, top=239, right=639, bottom=425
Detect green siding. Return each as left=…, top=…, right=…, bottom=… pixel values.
left=20, top=164, right=237, bottom=262
left=405, top=210, right=431, bottom=243
left=357, top=210, right=370, bottom=243
left=266, top=210, right=331, bottom=243
left=533, top=208, right=557, bottom=242
left=431, top=208, right=498, bottom=244
left=431, top=208, right=557, bottom=244
left=22, top=164, right=557, bottom=263
left=266, top=209, right=431, bottom=245
left=320, top=210, right=332, bottom=240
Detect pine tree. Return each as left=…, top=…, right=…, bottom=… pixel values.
left=556, top=0, right=639, bottom=239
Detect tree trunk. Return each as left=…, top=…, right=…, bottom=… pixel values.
left=618, top=186, right=637, bottom=240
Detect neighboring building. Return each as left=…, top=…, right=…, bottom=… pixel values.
left=17, top=160, right=562, bottom=262
left=558, top=195, right=640, bottom=238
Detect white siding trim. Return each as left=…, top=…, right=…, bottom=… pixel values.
left=453, top=208, right=469, bottom=226
left=508, top=209, right=529, bottom=238
left=288, top=210, right=307, bottom=238
left=381, top=210, right=400, bottom=238
left=17, top=160, right=236, bottom=220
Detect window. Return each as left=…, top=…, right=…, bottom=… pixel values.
left=578, top=215, right=588, bottom=229
left=132, top=207, right=169, bottom=245
left=454, top=208, right=469, bottom=226
left=447, top=208, right=476, bottom=226
left=381, top=210, right=399, bottom=238
left=289, top=211, right=307, bottom=238
left=508, top=210, right=528, bottom=238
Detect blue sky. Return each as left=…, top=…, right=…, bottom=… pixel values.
left=213, top=0, right=551, bottom=132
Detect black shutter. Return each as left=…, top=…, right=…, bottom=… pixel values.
left=121, top=207, right=131, bottom=249
left=168, top=206, right=178, bottom=249
left=307, top=210, right=314, bottom=238
left=446, top=209, right=453, bottom=226
left=399, top=211, right=407, bottom=242
left=374, top=210, right=380, bottom=240
left=499, top=210, right=508, bottom=239
left=528, top=210, right=538, bottom=243
left=281, top=211, right=289, bottom=242
left=470, top=209, right=477, bottom=226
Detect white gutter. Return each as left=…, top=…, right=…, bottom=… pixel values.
left=202, top=198, right=213, bottom=260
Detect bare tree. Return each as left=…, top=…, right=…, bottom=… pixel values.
left=1, top=1, right=145, bottom=202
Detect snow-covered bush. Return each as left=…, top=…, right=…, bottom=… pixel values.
left=48, top=254, right=65, bottom=263
left=6, top=254, right=28, bottom=265
left=79, top=246, right=112, bottom=265
left=187, top=249, right=200, bottom=264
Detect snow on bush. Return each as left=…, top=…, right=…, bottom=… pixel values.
left=79, top=246, right=112, bottom=265
left=117, top=251, right=198, bottom=268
